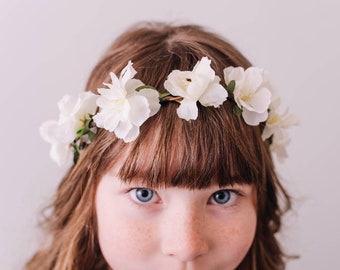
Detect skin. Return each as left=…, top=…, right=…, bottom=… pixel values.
left=96, top=169, right=257, bottom=270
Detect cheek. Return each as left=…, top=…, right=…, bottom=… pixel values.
left=213, top=206, right=257, bottom=268
left=224, top=215, right=256, bottom=253
left=95, top=187, right=156, bottom=267
left=97, top=212, right=153, bottom=262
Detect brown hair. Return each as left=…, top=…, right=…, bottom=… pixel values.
left=26, top=22, right=292, bottom=269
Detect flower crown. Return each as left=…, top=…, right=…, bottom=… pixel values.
left=40, top=57, right=297, bottom=166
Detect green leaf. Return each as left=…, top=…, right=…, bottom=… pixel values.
left=71, top=142, right=80, bottom=164
left=233, top=105, right=243, bottom=115
left=135, top=85, right=157, bottom=92
left=226, top=80, right=236, bottom=94
left=73, top=150, right=79, bottom=164
left=159, top=92, right=171, bottom=99
left=76, top=128, right=84, bottom=136
left=88, top=131, right=97, bottom=141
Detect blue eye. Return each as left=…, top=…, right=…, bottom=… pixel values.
left=129, top=188, right=156, bottom=204
left=211, top=190, right=232, bottom=205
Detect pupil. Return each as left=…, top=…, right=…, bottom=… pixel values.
left=141, top=189, right=149, bottom=198
left=217, top=193, right=226, bottom=200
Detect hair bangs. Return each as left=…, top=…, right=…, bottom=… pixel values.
left=117, top=102, right=265, bottom=189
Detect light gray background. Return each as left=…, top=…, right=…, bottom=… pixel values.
left=1, top=0, right=339, bottom=269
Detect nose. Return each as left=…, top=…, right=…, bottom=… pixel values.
left=161, top=207, right=209, bottom=262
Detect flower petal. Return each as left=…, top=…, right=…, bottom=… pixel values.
left=114, top=120, right=133, bottom=140
left=76, top=92, right=98, bottom=117
left=270, top=130, right=290, bottom=162
left=186, top=74, right=207, bottom=99
left=223, top=66, right=245, bottom=84
left=187, top=58, right=216, bottom=98
left=199, top=82, right=228, bottom=107
left=164, top=70, right=193, bottom=98
left=120, top=61, right=137, bottom=88
left=50, top=143, right=71, bottom=166
left=94, top=108, right=123, bottom=132
left=96, top=95, right=116, bottom=109
left=127, top=95, right=150, bottom=126
left=177, top=98, right=198, bottom=120
left=138, top=88, right=161, bottom=116
left=59, top=120, right=80, bottom=142
left=122, top=125, right=140, bottom=142
left=243, top=87, right=271, bottom=113
left=104, top=72, right=127, bottom=99
left=242, top=109, right=268, bottom=126
left=39, top=120, right=59, bottom=144
left=261, top=125, right=274, bottom=140
left=193, top=57, right=215, bottom=81
left=58, top=95, right=80, bottom=121
left=125, top=78, right=144, bottom=94
left=243, top=67, right=263, bottom=91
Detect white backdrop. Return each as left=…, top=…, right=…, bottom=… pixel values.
left=1, top=0, right=339, bottom=269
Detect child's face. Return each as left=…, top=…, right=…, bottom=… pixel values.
left=96, top=168, right=257, bottom=270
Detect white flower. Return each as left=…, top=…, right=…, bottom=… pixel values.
left=164, top=57, right=228, bottom=121
left=261, top=97, right=298, bottom=161
left=262, top=97, right=299, bottom=140
left=40, top=92, right=98, bottom=166
left=224, top=66, right=271, bottom=125
left=93, top=61, right=161, bottom=142
left=270, top=129, right=291, bottom=162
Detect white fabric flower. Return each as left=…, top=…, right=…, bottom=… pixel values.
left=93, top=61, right=161, bottom=142
left=40, top=92, right=98, bottom=166
left=164, top=57, right=228, bottom=120
left=261, top=97, right=299, bottom=161
left=224, top=66, right=271, bottom=125
left=262, top=97, right=299, bottom=140
left=270, top=129, right=291, bottom=162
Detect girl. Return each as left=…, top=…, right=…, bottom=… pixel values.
left=27, top=22, right=296, bottom=269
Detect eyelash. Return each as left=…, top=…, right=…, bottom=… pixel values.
left=127, top=187, right=243, bottom=206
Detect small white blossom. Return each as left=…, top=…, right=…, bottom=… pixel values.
left=93, top=61, right=161, bottom=142
left=262, top=97, right=299, bottom=162
left=262, top=97, right=299, bottom=140
left=39, top=92, right=98, bottom=166
left=270, top=129, right=291, bottom=162
left=164, top=57, right=228, bottom=120
left=224, top=66, right=271, bottom=125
